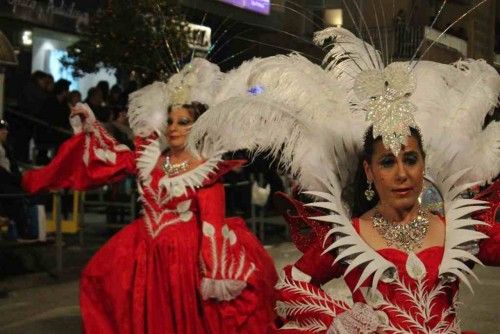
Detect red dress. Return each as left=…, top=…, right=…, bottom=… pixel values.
left=23, top=122, right=278, bottom=333
left=273, top=189, right=500, bottom=334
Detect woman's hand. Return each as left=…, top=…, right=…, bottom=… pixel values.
left=69, top=103, right=96, bottom=134
left=70, top=104, right=90, bottom=120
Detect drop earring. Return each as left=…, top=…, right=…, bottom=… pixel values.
left=365, top=181, right=375, bottom=201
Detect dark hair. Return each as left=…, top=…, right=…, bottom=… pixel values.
left=31, top=70, right=47, bottom=82
left=54, top=79, right=71, bottom=95
left=87, top=87, right=102, bottom=100
left=168, top=101, right=208, bottom=121
left=349, top=125, right=426, bottom=217
left=69, top=90, right=81, bottom=97
left=97, top=81, right=110, bottom=97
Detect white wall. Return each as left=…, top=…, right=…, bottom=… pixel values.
left=31, top=28, right=116, bottom=97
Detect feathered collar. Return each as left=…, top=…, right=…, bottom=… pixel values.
left=134, top=132, right=242, bottom=198
left=307, top=168, right=488, bottom=292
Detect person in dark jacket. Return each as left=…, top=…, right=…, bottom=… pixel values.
left=0, top=120, right=35, bottom=240
left=9, top=71, right=49, bottom=163
left=34, top=79, right=71, bottom=165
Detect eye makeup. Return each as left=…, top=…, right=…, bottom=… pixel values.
left=167, top=117, right=193, bottom=126
left=378, top=154, right=396, bottom=168
left=178, top=118, right=193, bottom=126
left=403, top=151, right=419, bottom=165
left=377, top=151, right=419, bottom=168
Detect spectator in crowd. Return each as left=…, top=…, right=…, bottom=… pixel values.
left=43, top=74, right=55, bottom=95
left=97, top=80, right=110, bottom=104
left=34, top=79, right=71, bottom=165
left=68, top=90, right=82, bottom=107
left=108, top=84, right=122, bottom=109
left=104, top=106, right=134, bottom=149
left=0, top=120, right=35, bottom=241
left=86, top=87, right=109, bottom=122
left=10, top=71, right=48, bottom=162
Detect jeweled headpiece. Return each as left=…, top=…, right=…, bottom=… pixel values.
left=128, top=58, right=222, bottom=137
left=354, top=63, right=418, bottom=156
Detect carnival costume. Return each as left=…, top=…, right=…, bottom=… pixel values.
left=187, top=27, right=500, bottom=333
left=22, top=58, right=278, bottom=334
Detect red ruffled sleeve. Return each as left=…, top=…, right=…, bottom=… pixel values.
left=23, top=122, right=136, bottom=193
left=474, top=180, right=500, bottom=266
left=272, top=193, right=348, bottom=333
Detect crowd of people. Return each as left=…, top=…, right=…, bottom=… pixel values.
left=0, top=10, right=498, bottom=331
left=6, top=71, right=135, bottom=166
left=0, top=71, right=138, bottom=240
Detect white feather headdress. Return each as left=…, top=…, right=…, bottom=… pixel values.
left=127, top=58, right=223, bottom=137
left=188, top=26, right=500, bottom=290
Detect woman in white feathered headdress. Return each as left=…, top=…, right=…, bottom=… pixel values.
left=22, top=57, right=278, bottom=333
left=188, top=25, right=500, bottom=333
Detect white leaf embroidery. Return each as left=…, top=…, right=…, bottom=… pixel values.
left=406, top=252, right=427, bottom=281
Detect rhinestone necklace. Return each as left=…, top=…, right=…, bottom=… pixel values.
left=163, top=155, right=190, bottom=176
left=372, top=208, right=430, bottom=253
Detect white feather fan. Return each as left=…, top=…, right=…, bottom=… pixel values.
left=412, top=59, right=500, bottom=184
left=188, top=53, right=361, bottom=191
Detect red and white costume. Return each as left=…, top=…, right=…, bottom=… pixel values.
left=273, top=185, right=500, bottom=334
left=184, top=28, right=500, bottom=333
left=23, top=59, right=278, bottom=334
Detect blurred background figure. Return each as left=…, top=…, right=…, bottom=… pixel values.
left=10, top=71, right=49, bottom=163
left=0, top=120, right=35, bottom=241
left=85, top=87, right=109, bottom=122
left=97, top=80, right=110, bottom=105
left=68, top=90, right=82, bottom=107
left=107, top=84, right=122, bottom=109
left=104, top=105, right=134, bottom=149
left=34, top=79, right=71, bottom=165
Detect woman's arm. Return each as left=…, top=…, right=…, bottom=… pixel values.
left=22, top=104, right=136, bottom=193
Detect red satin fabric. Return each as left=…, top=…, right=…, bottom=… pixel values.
left=22, top=130, right=135, bottom=193
left=474, top=180, right=500, bottom=266
left=23, top=129, right=278, bottom=333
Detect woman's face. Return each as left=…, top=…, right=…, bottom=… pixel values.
left=363, top=136, right=425, bottom=212
left=166, top=106, right=194, bottom=151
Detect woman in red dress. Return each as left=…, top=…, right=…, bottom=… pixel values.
left=273, top=127, right=500, bottom=334
left=184, top=30, right=500, bottom=332
left=23, top=60, right=278, bottom=334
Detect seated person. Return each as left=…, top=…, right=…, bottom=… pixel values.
left=0, top=120, right=35, bottom=240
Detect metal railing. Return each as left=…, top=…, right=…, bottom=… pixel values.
left=0, top=191, right=65, bottom=278
left=4, top=106, right=73, bottom=136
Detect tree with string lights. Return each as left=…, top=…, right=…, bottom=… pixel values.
left=62, top=0, right=189, bottom=82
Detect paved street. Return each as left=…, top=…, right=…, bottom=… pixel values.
left=0, top=241, right=499, bottom=333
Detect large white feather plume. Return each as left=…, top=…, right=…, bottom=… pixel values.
left=412, top=59, right=500, bottom=184
left=189, top=53, right=360, bottom=191
left=314, top=27, right=383, bottom=90
left=127, top=58, right=223, bottom=137
left=214, top=57, right=264, bottom=103
left=128, top=81, right=170, bottom=137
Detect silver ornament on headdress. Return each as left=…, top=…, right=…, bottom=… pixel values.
left=354, top=62, right=418, bottom=156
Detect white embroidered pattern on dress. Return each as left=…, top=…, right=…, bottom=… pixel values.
left=200, top=222, right=255, bottom=301
left=276, top=275, right=351, bottom=333
left=361, top=253, right=461, bottom=334
left=133, top=133, right=224, bottom=238
left=142, top=199, right=193, bottom=239
left=304, top=170, right=396, bottom=291
left=82, top=122, right=130, bottom=166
